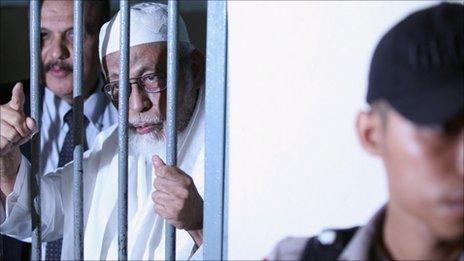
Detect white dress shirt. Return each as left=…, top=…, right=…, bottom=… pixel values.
left=1, top=83, right=118, bottom=259
left=40, top=84, right=118, bottom=175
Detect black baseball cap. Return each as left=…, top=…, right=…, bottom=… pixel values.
left=367, top=3, right=464, bottom=125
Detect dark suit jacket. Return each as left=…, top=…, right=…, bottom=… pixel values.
left=0, top=79, right=34, bottom=261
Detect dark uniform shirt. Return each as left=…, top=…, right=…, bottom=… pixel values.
left=267, top=208, right=464, bottom=261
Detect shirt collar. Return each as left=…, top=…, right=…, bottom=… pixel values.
left=84, top=77, right=111, bottom=131
left=45, top=76, right=110, bottom=131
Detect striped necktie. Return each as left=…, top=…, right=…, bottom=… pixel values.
left=45, top=110, right=88, bottom=260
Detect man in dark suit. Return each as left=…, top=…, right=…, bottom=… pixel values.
left=0, top=1, right=116, bottom=260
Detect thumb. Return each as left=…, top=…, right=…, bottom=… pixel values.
left=25, top=117, right=38, bottom=134
left=9, top=82, right=25, bottom=111
left=152, top=155, right=166, bottom=168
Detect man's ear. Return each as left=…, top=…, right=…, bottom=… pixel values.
left=189, top=49, right=205, bottom=90
left=356, top=110, right=384, bottom=156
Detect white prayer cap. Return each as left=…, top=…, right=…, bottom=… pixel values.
left=99, top=2, right=190, bottom=63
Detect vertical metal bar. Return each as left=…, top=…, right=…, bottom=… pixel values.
left=72, top=0, right=84, bottom=259
left=166, top=1, right=179, bottom=260
left=204, top=0, right=228, bottom=260
left=29, top=0, right=42, bottom=259
left=118, top=0, right=130, bottom=260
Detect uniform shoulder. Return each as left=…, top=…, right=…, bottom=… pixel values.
left=300, top=226, right=360, bottom=261
left=266, top=227, right=360, bottom=261
left=266, top=236, right=309, bottom=261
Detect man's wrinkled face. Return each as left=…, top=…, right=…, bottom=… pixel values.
left=40, top=0, right=101, bottom=104
left=377, top=108, right=463, bottom=240
left=102, top=42, right=198, bottom=155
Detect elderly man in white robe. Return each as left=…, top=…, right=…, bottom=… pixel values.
left=0, top=3, right=205, bottom=260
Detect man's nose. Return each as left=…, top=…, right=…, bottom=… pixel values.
left=50, top=37, right=70, bottom=60
left=129, top=84, right=151, bottom=113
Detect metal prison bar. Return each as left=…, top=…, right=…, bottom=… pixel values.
left=27, top=0, right=229, bottom=260
left=118, top=0, right=130, bottom=259
left=72, top=0, right=85, bottom=259
left=29, top=0, right=42, bottom=259
left=166, top=0, right=179, bottom=260
left=204, top=0, right=229, bottom=260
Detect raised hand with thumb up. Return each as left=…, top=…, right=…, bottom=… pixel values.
left=0, top=82, right=37, bottom=181
left=0, top=82, right=37, bottom=155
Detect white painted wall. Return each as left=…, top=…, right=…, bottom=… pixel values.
left=227, top=1, right=437, bottom=259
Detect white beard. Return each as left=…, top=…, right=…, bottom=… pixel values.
left=127, top=69, right=196, bottom=161
left=128, top=129, right=166, bottom=161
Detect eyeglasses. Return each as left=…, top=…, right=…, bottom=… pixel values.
left=103, top=73, right=167, bottom=101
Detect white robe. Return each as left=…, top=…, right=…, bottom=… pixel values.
left=0, top=91, right=204, bottom=260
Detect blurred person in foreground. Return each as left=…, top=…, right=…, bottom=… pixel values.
left=267, top=3, right=463, bottom=260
